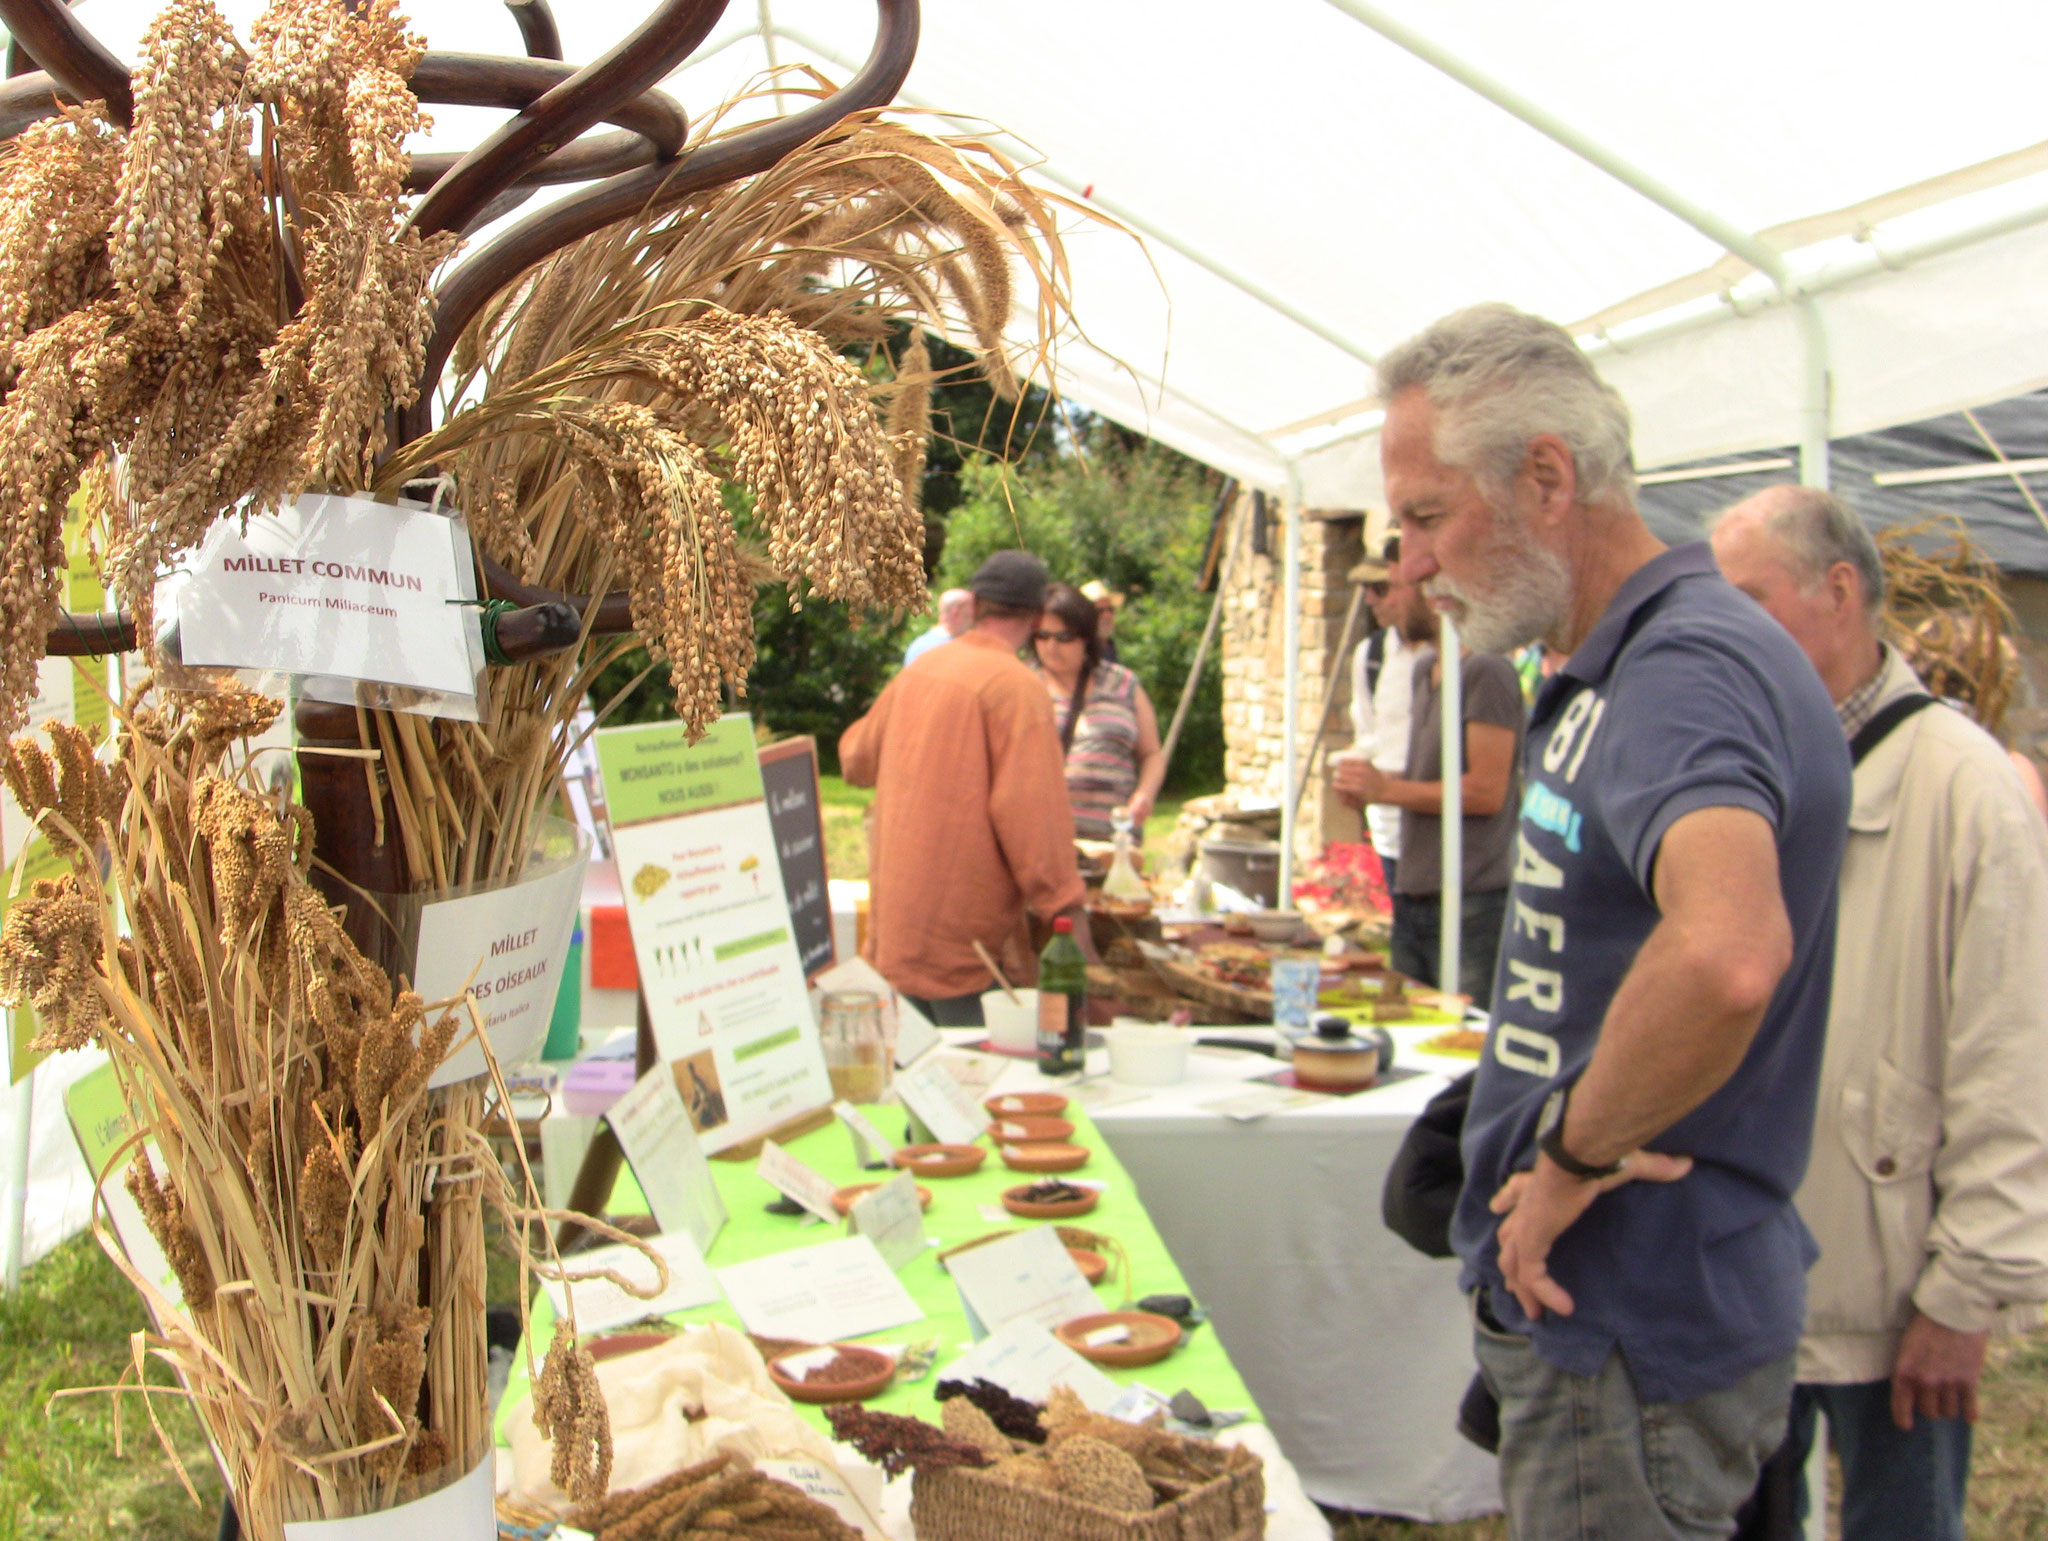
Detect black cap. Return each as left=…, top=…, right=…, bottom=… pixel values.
left=968, top=549, right=1048, bottom=610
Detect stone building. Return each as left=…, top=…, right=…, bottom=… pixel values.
left=1214, top=489, right=1380, bottom=860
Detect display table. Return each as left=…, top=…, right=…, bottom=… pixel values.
left=972, top=1026, right=1501, bottom=1524
left=499, top=1106, right=1331, bottom=1541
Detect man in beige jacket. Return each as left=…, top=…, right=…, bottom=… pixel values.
left=1713, top=485, right=2048, bottom=1540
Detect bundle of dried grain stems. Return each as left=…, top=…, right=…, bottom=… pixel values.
left=0, top=0, right=1085, bottom=1529
left=1879, top=515, right=2022, bottom=740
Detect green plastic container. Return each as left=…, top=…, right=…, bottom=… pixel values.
left=542, top=928, right=584, bottom=1061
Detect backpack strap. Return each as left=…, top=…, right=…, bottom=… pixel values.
left=1850, top=693, right=1938, bottom=767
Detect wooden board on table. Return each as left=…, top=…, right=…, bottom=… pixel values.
left=1145, top=952, right=1274, bottom=1021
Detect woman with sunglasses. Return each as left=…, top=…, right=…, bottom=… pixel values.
left=1031, top=582, right=1167, bottom=839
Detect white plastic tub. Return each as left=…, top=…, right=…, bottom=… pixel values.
left=980, top=988, right=1040, bottom=1053
left=1105, top=1025, right=1190, bottom=1086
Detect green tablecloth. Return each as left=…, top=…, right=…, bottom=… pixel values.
left=497, top=1106, right=1260, bottom=1443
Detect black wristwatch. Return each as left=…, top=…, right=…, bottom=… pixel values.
left=1536, top=1087, right=1625, bottom=1181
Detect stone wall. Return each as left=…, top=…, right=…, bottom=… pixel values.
left=1215, top=490, right=1374, bottom=859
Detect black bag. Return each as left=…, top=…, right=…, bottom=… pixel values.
left=1380, top=1069, right=1474, bottom=1258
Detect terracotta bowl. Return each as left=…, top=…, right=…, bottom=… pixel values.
left=831, top=1182, right=934, bottom=1217
left=1055, top=1311, right=1182, bottom=1369
left=585, top=1331, right=670, bottom=1364
left=1068, top=1247, right=1109, bottom=1284
left=1000, top=1141, right=1090, bottom=1174
left=766, top=1344, right=897, bottom=1404
left=987, top=1115, right=1075, bottom=1144
left=891, top=1143, right=986, bottom=1178
left=1001, top=1182, right=1100, bottom=1220
left=983, top=1092, right=1069, bottom=1118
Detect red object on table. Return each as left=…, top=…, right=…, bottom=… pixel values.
left=589, top=904, right=639, bottom=990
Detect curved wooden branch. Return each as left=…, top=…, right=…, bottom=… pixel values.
left=482, top=554, right=636, bottom=635
left=408, top=0, right=730, bottom=241
left=409, top=52, right=689, bottom=161
left=0, top=0, right=130, bottom=124
left=505, top=0, right=564, bottom=62
left=407, top=0, right=919, bottom=443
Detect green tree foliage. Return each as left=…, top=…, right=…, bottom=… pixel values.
left=935, top=431, right=1225, bottom=793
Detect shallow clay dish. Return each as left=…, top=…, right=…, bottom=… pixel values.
left=831, top=1182, right=933, bottom=1217
left=767, top=1344, right=897, bottom=1404
left=1056, top=1311, right=1182, bottom=1368
left=1000, top=1182, right=1100, bottom=1220
left=586, top=1331, right=670, bottom=1364
left=984, top=1092, right=1069, bottom=1118
left=1068, top=1247, right=1109, bottom=1284
left=987, top=1115, right=1075, bottom=1144
left=892, top=1143, right=986, bottom=1178
left=1001, top=1140, right=1090, bottom=1174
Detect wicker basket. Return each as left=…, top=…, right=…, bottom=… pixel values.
left=909, top=1444, right=1266, bottom=1541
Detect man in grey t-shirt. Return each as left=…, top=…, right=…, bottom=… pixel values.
left=1347, top=645, right=1524, bottom=1005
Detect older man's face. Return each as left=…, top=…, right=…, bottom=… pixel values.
left=1382, top=388, right=1569, bottom=653
left=1708, top=514, right=1833, bottom=676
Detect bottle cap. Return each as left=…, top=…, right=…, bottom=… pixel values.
left=1052, top=916, right=1073, bottom=933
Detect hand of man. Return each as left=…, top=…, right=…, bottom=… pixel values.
left=1123, top=791, right=1155, bottom=827
left=1489, top=1149, right=1693, bottom=1320
left=1891, top=1310, right=1991, bottom=1429
left=1333, top=756, right=1388, bottom=806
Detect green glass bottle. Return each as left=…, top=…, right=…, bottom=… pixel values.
left=1036, top=916, right=1088, bottom=1076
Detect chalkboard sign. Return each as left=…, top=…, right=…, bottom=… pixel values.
left=758, top=737, right=836, bottom=978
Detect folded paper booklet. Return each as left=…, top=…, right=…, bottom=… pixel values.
left=939, top=1319, right=1121, bottom=1411
left=849, top=1172, right=927, bottom=1271
left=541, top=1230, right=721, bottom=1337
left=756, top=1138, right=843, bottom=1224
left=893, top=1055, right=990, bottom=1146
left=716, top=1236, right=925, bottom=1344
left=609, top=1063, right=727, bottom=1254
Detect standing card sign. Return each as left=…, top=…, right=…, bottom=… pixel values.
left=160, top=493, right=486, bottom=721
left=63, top=1064, right=180, bottom=1308
left=757, top=737, right=835, bottom=978
left=409, top=820, right=590, bottom=1089
left=595, top=715, right=835, bottom=1156
left=606, top=1065, right=727, bottom=1256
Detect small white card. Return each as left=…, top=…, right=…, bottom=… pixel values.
left=938, top=1319, right=1122, bottom=1411
left=608, top=1064, right=727, bottom=1255
left=171, top=493, right=483, bottom=713
left=893, top=997, right=940, bottom=1068
left=850, top=1171, right=927, bottom=1271
left=944, top=1225, right=1102, bottom=1337
left=756, top=1457, right=887, bottom=1540
left=756, top=1138, right=844, bottom=1224
left=895, top=1056, right=991, bottom=1147
left=414, top=825, right=589, bottom=1088
left=834, top=1100, right=897, bottom=1168
left=541, top=1230, right=721, bottom=1336
left=716, top=1236, right=925, bottom=1344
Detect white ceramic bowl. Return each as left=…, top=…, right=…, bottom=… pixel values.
left=981, top=988, right=1040, bottom=1053
left=1243, top=909, right=1307, bottom=942
left=1106, top=1025, right=1190, bottom=1086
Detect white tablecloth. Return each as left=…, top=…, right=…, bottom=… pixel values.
left=968, top=1026, right=1500, bottom=1523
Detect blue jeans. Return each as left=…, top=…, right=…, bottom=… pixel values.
left=1782, top=1381, right=1971, bottom=1541
left=1474, top=1300, right=1795, bottom=1540
left=1389, top=888, right=1508, bottom=1007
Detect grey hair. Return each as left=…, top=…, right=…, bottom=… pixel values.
left=1712, top=484, right=1886, bottom=610
left=1377, top=304, right=1638, bottom=508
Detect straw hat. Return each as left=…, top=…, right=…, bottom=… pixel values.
left=1079, top=579, right=1125, bottom=609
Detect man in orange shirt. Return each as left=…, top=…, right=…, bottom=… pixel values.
left=840, top=551, right=1093, bottom=1025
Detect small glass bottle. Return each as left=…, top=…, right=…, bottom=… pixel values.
left=1035, top=917, right=1088, bottom=1076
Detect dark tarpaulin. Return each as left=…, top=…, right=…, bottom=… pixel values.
left=1638, top=388, right=2048, bottom=576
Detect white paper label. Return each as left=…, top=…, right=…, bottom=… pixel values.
left=414, top=829, right=589, bottom=1089
left=938, top=1319, right=1122, bottom=1411
left=892, top=997, right=940, bottom=1068
left=756, top=1458, right=888, bottom=1540
left=540, top=1230, right=721, bottom=1336
left=607, top=1065, right=727, bottom=1256
left=833, top=1100, right=898, bottom=1167
left=756, top=1139, right=844, bottom=1224
left=894, top=1057, right=990, bottom=1148
left=943, top=1226, right=1102, bottom=1338
left=173, top=494, right=480, bottom=702
left=715, top=1236, right=924, bottom=1344
left=283, top=1452, right=493, bottom=1540
left=849, top=1171, right=927, bottom=1271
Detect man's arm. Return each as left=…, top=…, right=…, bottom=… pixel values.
left=984, top=681, right=1091, bottom=949
left=1343, top=720, right=1515, bottom=817
left=1492, top=804, right=1792, bottom=1319
left=838, top=693, right=889, bottom=788
left=1894, top=766, right=2048, bottom=1427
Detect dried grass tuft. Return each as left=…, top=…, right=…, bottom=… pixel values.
left=1879, top=515, right=2021, bottom=739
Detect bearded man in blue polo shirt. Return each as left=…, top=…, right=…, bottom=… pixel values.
left=1377, top=305, right=1850, bottom=1540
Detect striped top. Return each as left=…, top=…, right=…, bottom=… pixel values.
left=1042, top=660, right=1142, bottom=838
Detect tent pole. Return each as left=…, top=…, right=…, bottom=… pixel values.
left=1160, top=499, right=1239, bottom=777
left=3, top=1071, right=30, bottom=1293
left=1439, top=615, right=1463, bottom=1003
left=1280, top=463, right=1304, bottom=906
